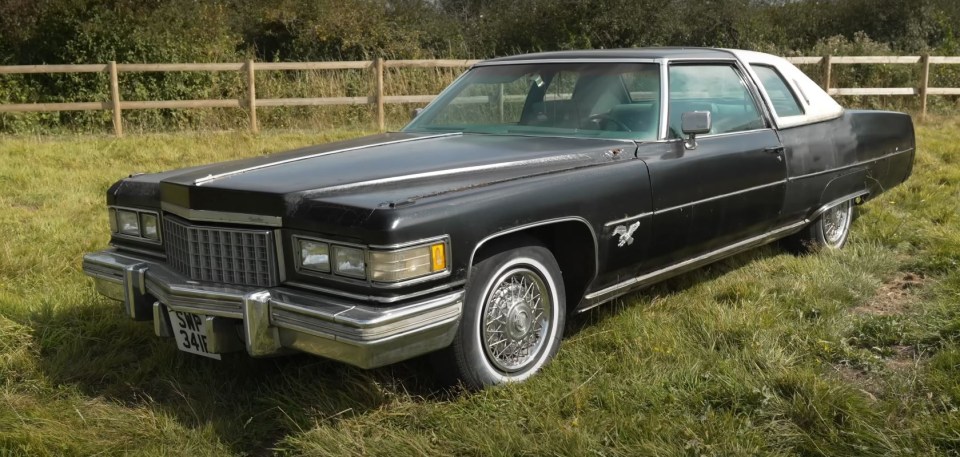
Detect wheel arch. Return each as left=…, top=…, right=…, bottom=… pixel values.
left=468, top=217, right=598, bottom=311
left=819, top=169, right=869, bottom=207
left=810, top=189, right=869, bottom=222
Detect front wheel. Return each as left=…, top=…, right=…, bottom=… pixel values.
left=448, top=245, right=565, bottom=390
left=784, top=199, right=854, bottom=252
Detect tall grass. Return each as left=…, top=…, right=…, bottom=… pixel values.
left=0, top=118, right=958, bottom=455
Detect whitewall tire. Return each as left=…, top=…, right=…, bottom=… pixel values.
left=448, top=245, right=565, bottom=389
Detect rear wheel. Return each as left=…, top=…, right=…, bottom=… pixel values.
left=448, top=244, right=565, bottom=390
left=784, top=199, right=854, bottom=252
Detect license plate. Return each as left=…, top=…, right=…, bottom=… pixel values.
left=167, top=309, right=222, bottom=360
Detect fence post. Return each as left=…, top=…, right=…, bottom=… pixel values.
left=919, top=53, right=931, bottom=121
left=375, top=58, right=385, bottom=132
left=109, top=61, right=123, bottom=138
left=822, top=55, right=832, bottom=93
left=245, top=59, right=259, bottom=133
left=498, top=83, right=505, bottom=123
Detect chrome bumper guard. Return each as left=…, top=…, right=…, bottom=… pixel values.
left=82, top=249, right=463, bottom=369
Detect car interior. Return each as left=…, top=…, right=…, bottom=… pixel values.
left=518, top=70, right=660, bottom=139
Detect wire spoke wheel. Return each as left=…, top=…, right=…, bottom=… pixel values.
left=447, top=244, right=565, bottom=389
left=481, top=267, right=552, bottom=373
left=820, top=200, right=852, bottom=248
left=782, top=198, right=856, bottom=253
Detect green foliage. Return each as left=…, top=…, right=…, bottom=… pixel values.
left=2, top=0, right=960, bottom=133
left=809, top=32, right=924, bottom=111
left=0, top=0, right=241, bottom=132
left=235, top=0, right=463, bottom=61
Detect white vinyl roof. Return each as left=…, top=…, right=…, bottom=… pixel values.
left=727, top=49, right=844, bottom=129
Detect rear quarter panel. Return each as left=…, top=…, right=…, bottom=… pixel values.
left=778, top=110, right=915, bottom=223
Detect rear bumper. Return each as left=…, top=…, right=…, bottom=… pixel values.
left=82, top=249, right=463, bottom=368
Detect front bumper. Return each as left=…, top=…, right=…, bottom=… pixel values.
left=82, top=249, right=463, bottom=368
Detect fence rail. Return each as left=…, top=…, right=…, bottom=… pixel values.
left=0, top=56, right=956, bottom=136
left=783, top=55, right=960, bottom=117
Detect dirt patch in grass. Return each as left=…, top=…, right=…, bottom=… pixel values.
left=832, top=345, right=918, bottom=402
left=834, top=274, right=928, bottom=396
left=853, top=272, right=927, bottom=316
left=885, top=345, right=918, bottom=373
left=834, top=364, right=883, bottom=401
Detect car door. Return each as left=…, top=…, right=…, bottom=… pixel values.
left=643, top=62, right=787, bottom=266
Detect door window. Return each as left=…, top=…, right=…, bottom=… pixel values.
left=668, top=64, right=765, bottom=138
left=750, top=64, right=805, bottom=117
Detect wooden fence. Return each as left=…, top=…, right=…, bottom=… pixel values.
left=0, top=55, right=958, bottom=137
left=0, top=59, right=478, bottom=137
left=789, top=55, right=960, bottom=118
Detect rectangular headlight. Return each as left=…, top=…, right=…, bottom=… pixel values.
left=110, top=207, right=160, bottom=242
left=298, top=239, right=330, bottom=272
left=117, top=210, right=140, bottom=236
left=332, top=245, right=366, bottom=278
left=108, top=208, right=118, bottom=233
left=140, top=213, right=159, bottom=240
left=369, top=241, right=447, bottom=283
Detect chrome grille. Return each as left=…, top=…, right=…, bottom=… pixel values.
left=162, top=215, right=279, bottom=287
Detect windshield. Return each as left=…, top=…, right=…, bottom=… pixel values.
left=403, top=62, right=661, bottom=141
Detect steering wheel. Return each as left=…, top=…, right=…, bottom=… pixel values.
left=585, top=113, right=633, bottom=132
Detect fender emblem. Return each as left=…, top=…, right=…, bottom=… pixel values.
left=613, top=222, right=640, bottom=247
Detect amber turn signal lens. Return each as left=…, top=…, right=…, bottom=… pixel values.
left=430, top=243, right=446, bottom=272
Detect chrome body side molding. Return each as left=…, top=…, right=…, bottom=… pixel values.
left=603, top=211, right=653, bottom=228
left=787, top=148, right=914, bottom=182
left=581, top=190, right=875, bottom=311
left=580, top=220, right=808, bottom=310
left=653, top=180, right=786, bottom=215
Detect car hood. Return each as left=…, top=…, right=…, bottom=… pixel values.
left=152, top=132, right=635, bottom=218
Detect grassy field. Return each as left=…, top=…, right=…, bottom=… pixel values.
left=0, top=118, right=959, bottom=456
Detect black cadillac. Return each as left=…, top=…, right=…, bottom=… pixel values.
left=83, top=48, right=915, bottom=389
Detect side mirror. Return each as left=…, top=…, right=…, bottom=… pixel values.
left=681, top=111, right=711, bottom=150
left=411, top=108, right=424, bottom=120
